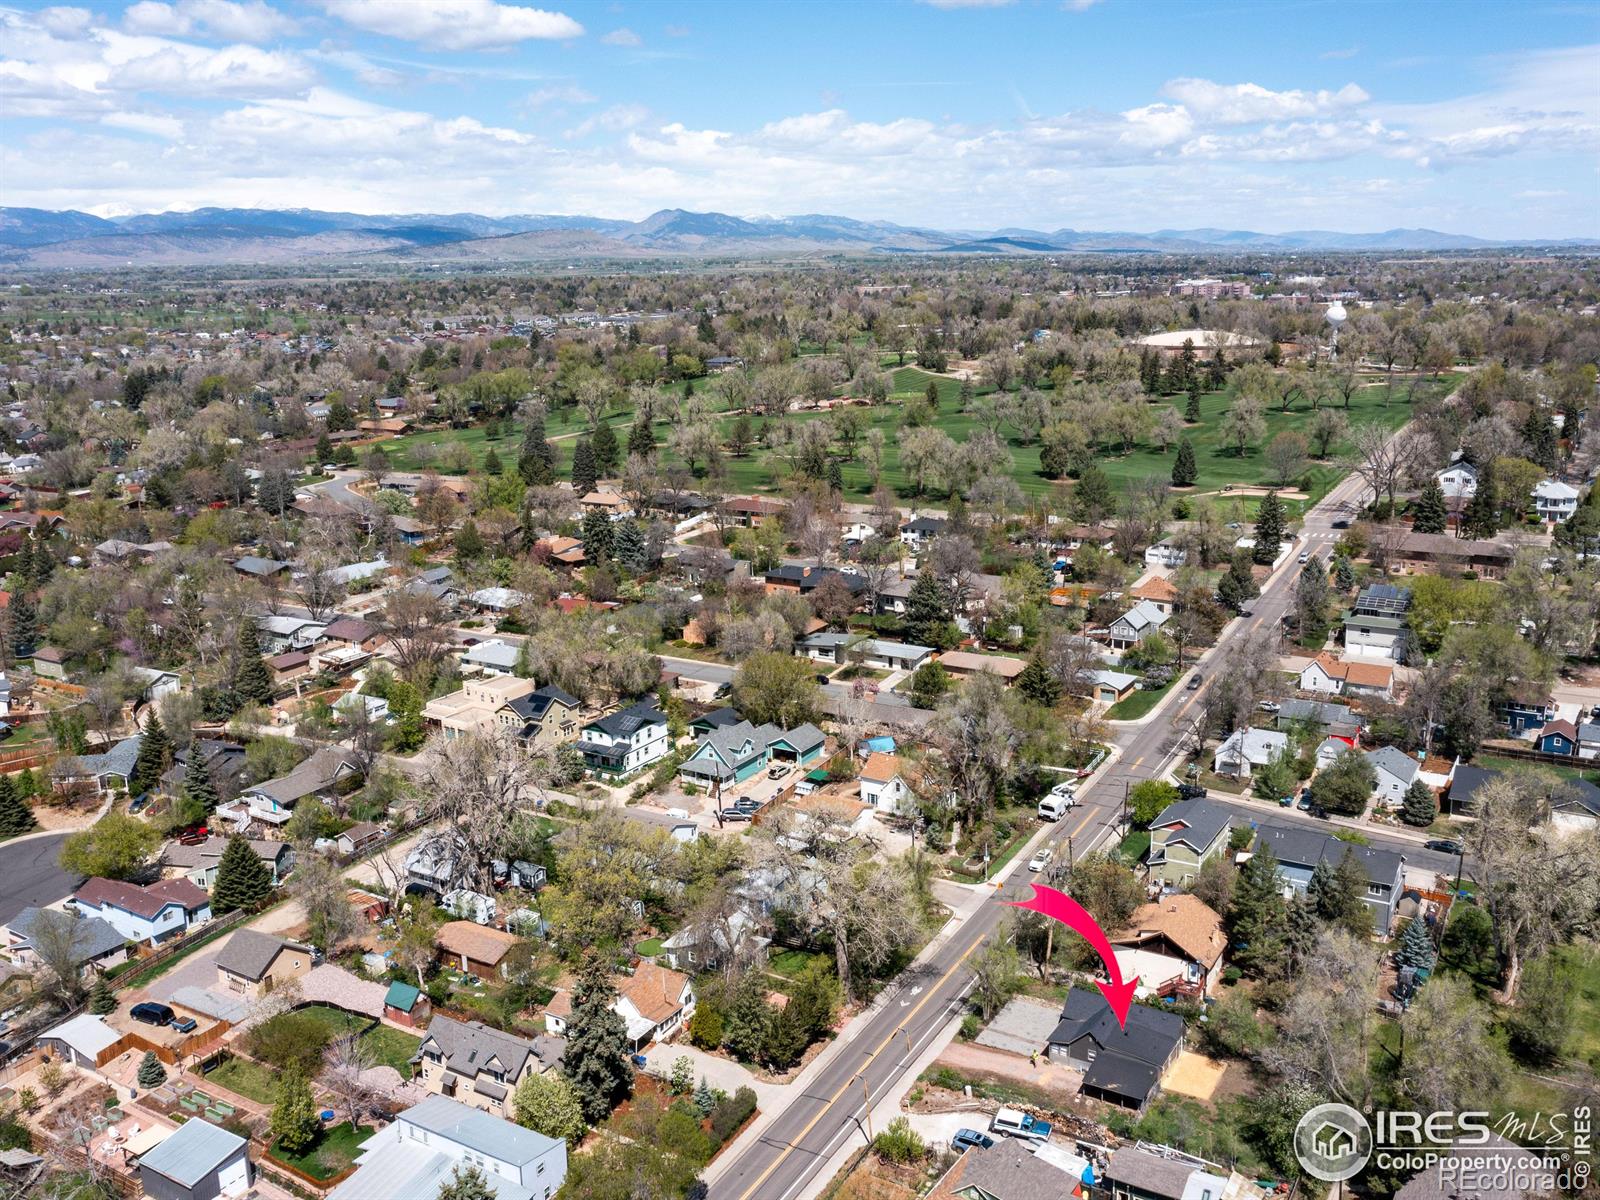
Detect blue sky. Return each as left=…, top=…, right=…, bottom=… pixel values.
left=2, top=0, right=1597, bottom=236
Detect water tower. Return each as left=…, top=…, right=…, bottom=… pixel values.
left=1325, top=300, right=1348, bottom=355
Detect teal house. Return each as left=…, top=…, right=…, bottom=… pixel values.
left=678, top=720, right=825, bottom=787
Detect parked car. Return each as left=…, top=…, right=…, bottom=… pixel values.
left=990, top=1107, right=1053, bottom=1143
left=718, top=808, right=752, bottom=822
left=1258, top=700, right=1281, bottom=713
left=1038, top=795, right=1074, bottom=821
left=1297, top=789, right=1314, bottom=810
left=170, top=1017, right=197, bottom=1035
left=130, top=1002, right=175, bottom=1027
left=1425, top=839, right=1462, bottom=854
left=1186, top=673, right=1203, bottom=690
left=1176, top=782, right=1207, bottom=800
left=0, top=725, right=13, bottom=742
left=733, top=797, right=760, bottom=814
left=1048, top=781, right=1077, bottom=799
left=951, top=1129, right=995, bottom=1152
left=1028, top=848, right=1054, bottom=873
left=713, top=682, right=732, bottom=698
left=815, top=674, right=832, bottom=685
left=1332, top=519, right=1351, bottom=529
left=768, top=763, right=792, bottom=780
left=630, top=1053, right=649, bottom=1070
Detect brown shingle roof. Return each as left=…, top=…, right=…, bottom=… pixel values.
left=1114, top=895, right=1226, bottom=968
left=434, top=921, right=522, bottom=967
left=617, top=961, right=691, bottom=1025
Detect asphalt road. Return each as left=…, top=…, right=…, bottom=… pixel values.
left=0, top=832, right=77, bottom=927
left=707, top=464, right=1457, bottom=1200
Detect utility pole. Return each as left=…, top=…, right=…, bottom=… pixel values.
left=858, top=1074, right=874, bottom=1142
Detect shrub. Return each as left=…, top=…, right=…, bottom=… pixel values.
left=874, top=1117, right=926, bottom=1165
left=708, top=1087, right=757, bottom=1142
left=687, top=1005, right=724, bottom=1050
left=959, top=1014, right=981, bottom=1041
left=248, top=1011, right=334, bottom=1073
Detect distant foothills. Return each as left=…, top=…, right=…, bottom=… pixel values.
left=1, top=204, right=1595, bottom=269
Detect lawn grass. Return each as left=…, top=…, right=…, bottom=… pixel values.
left=1554, top=942, right=1600, bottom=1068
left=268, top=1121, right=372, bottom=1181
left=1117, top=830, right=1151, bottom=866
left=1476, top=754, right=1600, bottom=786
left=204, top=1054, right=279, bottom=1105
left=367, top=368, right=1460, bottom=513
left=1105, top=680, right=1176, bottom=721
left=634, top=936, right=665, bottom=958
left=292, top=1004, right=421, bottom=1076
left=767, top=948, right=829, bottom=979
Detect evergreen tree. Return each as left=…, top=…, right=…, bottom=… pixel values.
left=233, top=624, right=274, bottom=708
left=181, top=748, right=219, bottom=817
left=315, top=431, right=333, bottom=463
left=1207, top=346, right=1228, bottom=390
left=1412, top=476, right=1448, bottom=535
left=270, top=1067, right=320, bottom=1154
left=1253, top=490, right=1285, bottom=565
left=1227, top=844, right=1291, bottom=977
left=628, top=414, right=654, bottom=460
left=212, top=835, right=273, bottom=912
left=1462, top=461, right=1500, bottom=539
left=1171, top=438, right=1198, bottom=487
left=1334, top=554, right=1356, bottom=592
left=1308, top=849, right=1374, bottom=937
left=518, top=414, right=554, bottom=486
left=760, top=999, right=809, bottom=1070
left=27, top=535, right=52, bottom=586
left=1073, top=463, right=1115, bottom=523
left=1016, top=656, right=1061, bottom=708
left=826, top=459, right=844, bottom=494
left=438, top=1165, right=495, bottom=1200
left=1522, top=407, right=1558, bottom=471
left=909, top=661, right=950, bottom=708
left=1185, top=388, right=1203, bottom=423
left=904, top=571, right=954, bottom=649
left=1139, top=348, right=1160, bottom=394
left=482, top=447, right=502, bottom=476
left=693, top=1076, right=714, bottom=1116
left=135, top=1051, right=166, bottom=1089
left=581, top=509, right=614, bottom=563
left=613, top=520, right=646, bottom=574
left=88, top=975, right=116, bottom=1015
left=454, top=519, right=485, bottom=564
left=9, top=592, right=36, bottom=659
left=1295, top=554, right=1330, bottom=638
left=130, top=715, right=172, bottom=797
left=570, top=438, right=598, bottom=497
left=1217, top=549, right=1259, bottom=614
left=721, top=974, right=772, bottom=1063
left=591, top=421, right=620, bottom=476
left=561, top=959, right=633, bottom=1124
left=1394, top=916, right=1437, bottom=972
left=1401, top=778, right=1437, bottom=827
left=0, top=774, right=36, bottom=839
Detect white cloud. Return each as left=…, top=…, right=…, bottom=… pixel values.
left=36, top=7, right=95, bottom=36
left=1062, top=0, right=1103, bottom=10
left=601, top=27, right=641, bottom=47
left=1161, top=77, right=1370, bottom=124
left=309, top=45, right=405, bottom=88
left=123, top=0, right=298, bottom=42
left=526, top=83, right=595, bottom=107
left=101, top=109, right=184, bottom=137
left=568, top=103, right=650, bottom=138
left=318, top=0, right=583, bottom=50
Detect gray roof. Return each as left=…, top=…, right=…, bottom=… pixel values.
left=1253, top=822, right=1405, bottom=889
left=1148, top=798, right=1231, bottom=854
left=772, top=722, right=825, bottom=755
left=414, top=1015, right=536, bottom=1085
left=1047, top=987, right=1184, bottom=1066
left=951, top=1138, right=1083, bottom=1199
left=400, top=1095, right=560, bottom=1166
left=585, top=700, right=667, bottom=738
left=1106, top=1146, right=1203, bottom=1200
left=685, top=721, right=768, bottom=780
left=247, top=745, right=358, bottom=805
left=138, top=1114, right=246, bottom=1187
left=214, top=930, right=311, bottom=982
left=9, top=909, right=125, bottom=964
left=233, top=555, right=287, bottom=576
left=463, top=640, right=521, bottom=670
left=1278, top=698, right=1357, bottom=727
left=1366, top=746, right=1420, bottom=784
left=62, top=736, right=142, bottom=783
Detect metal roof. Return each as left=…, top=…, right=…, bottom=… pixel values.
left=138, top=1116, right=246, bottom=1187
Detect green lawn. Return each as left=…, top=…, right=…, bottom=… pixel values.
left=370, top=368, right=1458, bottom=514
left=268, top=1121, right=372, bottom=1181
left=634, top=936, right=665, bottom=958
left=767, top=948, right=830, bottom=979
left=292, top=1004, right=421, bottom=1076
left=1118, top=830, right=1151, bottom=866
left=1475, top=754, right=1600, bottom=786
left=1105, top=679, right=1175, bottom=721
left=204, top=1054, right=279, bottom=1104
left=1554, top=942, right=1600, bottom=1068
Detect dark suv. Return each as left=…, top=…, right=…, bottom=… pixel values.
left=130, top=1002, right=175, bottom=1027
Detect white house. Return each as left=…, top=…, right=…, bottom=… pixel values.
left=1533, top=479, right=1580, bottom=524
left=575, top=701, right=670, bottom=779
left=1298, top=653, right=1395, bottom=700
left=1435, top=460, right=1478, bottom=499
left=256, top=614, right=328, bottom=654
left=1212, top=728, right=1289, bottom=779
left=328, top=1096, right=566, bottom=1200
left=1315, top=735, right=1358, bottom=771
left=71, top=877, right=211, bottom=946
left=128, top=665, right=182, bottom=702
left=545, top=961, right=695, bottom=1051
left=1144, top=540, right=1187, bottom=569
left=1107, top=600, right=1170, bottom=651
left=859, top=752, right=909, bottom=814
left=1366, top=746, right=1420, bottom=806
left=462, top=639, right=522, bottom=676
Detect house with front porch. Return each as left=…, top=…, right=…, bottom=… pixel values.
left=544, top=962, right=695, bottom=1051
left=412, top=1015, right=541, bottom=1118
left=1107, top=601, right=1170, bottom=651
left=238, top=745, right=360, bottom=827
left=1212, top=728, right=1288, bottom=779
left=1145, top=798, right=1232, bottom=887
left=677, top=721, right=825, bottom=787
left=576, top=701, right=670, bottom=778
left=1112, top=895, right=1227, bottom=1000
left=1366, top=746, right=1420, bottom=806
left=859, top=752, right=910, bottom=814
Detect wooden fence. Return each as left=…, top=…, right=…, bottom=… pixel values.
left=109, top=907, right=255, bottom=993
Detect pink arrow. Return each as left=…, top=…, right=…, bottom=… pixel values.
left=1005, top=882, right=1140, bottom=1028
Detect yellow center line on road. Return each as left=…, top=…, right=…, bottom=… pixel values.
left=733, top=801, right=1107, bottom=1200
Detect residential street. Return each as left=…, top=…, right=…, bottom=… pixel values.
left=706, top=462, right=1460, bottom=1200
left=0, top=832, right=75, bottom=927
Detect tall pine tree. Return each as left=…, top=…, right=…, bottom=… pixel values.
left=181, top=748, right=219, bottom=817
left=562, top=959, right=632, bottom=1124
left=1016, top=656, right=1061, bottom=708
left=518, top=413, right=554, bottom=485
left=1412, top=476, right=1448, bottom=535
left=1394, top=916, right=1437, bottom=971
left=1401, top=778, right=1437, bottom=827
left=591, top=421, right=619, bottom=476
left=9, top=592, right=36, bottom=659
left=0, top=773, right=37, bottom=839
left=1171, top=439, right=1198, bottom=487
left=1252, top=490, right=1285, bottom=564
left=1462, top=461, right=1500, bottom=539
left=628, top=414, right=654, bottom=460
left=570, top=438, right=598, bottom=497
left=129, top=715, right=172, bottom=797
left=1227, top=843, right=1291, bottom=977
left=233, top=624, right=274, bottom=708
left=904, top=571, right=954, bottom=649
left=1185, top=388, right=1203, bottom=423
left=212, top=835, right=273, bottom=912
left=580, top=509, right=614, bottom=563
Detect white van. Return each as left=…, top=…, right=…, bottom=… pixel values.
left=1038, top=793, right=1076, bottom=821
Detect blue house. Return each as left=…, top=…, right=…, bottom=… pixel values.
left=678, top=721, right=826, bottom=787
left=1499, top=687, right=1555, bottom=734
left=1535, top=719, right=1579, bottom=756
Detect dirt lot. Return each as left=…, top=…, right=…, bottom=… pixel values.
left=933, top=1041, right=1082, bottom=1101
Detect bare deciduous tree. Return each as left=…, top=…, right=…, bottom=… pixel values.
left=420, top=727, right=549, bottom=893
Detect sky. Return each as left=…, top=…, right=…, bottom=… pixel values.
left=1, top=0, right=1598, bottom=237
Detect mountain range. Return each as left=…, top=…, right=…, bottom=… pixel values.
left=0, top=206, right=1592, bottom=268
